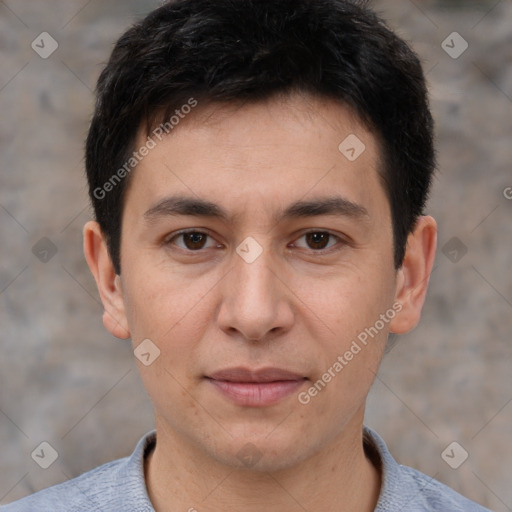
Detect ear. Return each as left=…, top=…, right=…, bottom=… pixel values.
left=83, top=221, right=130, bottom=339
left=389, top=215, right=437, bottom=334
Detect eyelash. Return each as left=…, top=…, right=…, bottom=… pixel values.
left=165, top=229, right=346, bottom=254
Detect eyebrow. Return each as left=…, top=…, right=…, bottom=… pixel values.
left=143, top=194, right=369, bottom=224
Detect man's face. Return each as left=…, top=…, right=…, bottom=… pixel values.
left=117, top=93, right=400, bottom=470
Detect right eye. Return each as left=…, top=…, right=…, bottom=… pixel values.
left=165, top=230, right=222, bottom=252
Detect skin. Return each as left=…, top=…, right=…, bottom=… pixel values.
left=84, top=92, right=437, bottom=512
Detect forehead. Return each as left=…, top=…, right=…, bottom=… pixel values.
left=124, top=93, right=386, bottom=222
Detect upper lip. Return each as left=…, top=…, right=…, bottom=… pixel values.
left=207, top=367, right=306, bottom=383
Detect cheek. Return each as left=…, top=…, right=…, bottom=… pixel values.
left=293, top=264, right=395, bottom=340
left=121, top=259, right=214, bottom=341
left=293, top=266, right=395, bottom=409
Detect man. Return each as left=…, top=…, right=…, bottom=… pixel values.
left=2, top=0, right=491, bottom=510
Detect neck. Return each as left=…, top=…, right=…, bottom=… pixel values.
left=145, top=413, right=381, bottom=512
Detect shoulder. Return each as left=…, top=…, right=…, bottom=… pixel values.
left=363, top=427, right=492, bottom=512
left=1, top=432, right=156, bottom=512
left=1, top=458, right=126, bottom=512
left=398, top=465, right=492, bottom=512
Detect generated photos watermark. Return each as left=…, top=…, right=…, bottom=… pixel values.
left=298, top=301, right=402, bottom=405
left=93, top=97, right=198, bottom=200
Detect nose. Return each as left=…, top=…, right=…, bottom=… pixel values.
left=216, top=245, right=295, bottom=342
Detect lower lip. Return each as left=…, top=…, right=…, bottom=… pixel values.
left=207, top=378, right=306, bottom=407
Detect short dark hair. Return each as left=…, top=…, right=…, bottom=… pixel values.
left=85, top=0, right=435, bottom=275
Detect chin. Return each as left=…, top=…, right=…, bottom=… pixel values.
left=211, top=431, right=320, bottom=473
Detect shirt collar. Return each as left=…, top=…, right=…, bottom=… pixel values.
left=124, top=426, right=415, bottom=511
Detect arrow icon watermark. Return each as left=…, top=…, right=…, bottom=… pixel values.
left=442, top=236, right=468, bottom=263
left=236, top=236, right=263, bottom=263
left=31, top=32, right=59, bottom=59
left=441, top=441, right=469, bottom=469
left=236, top=442, right=263, bottom=468
left=134, top=338, right=161, bottom=366
left=441, top=32, right=468, bottom=59
left=31, top=441, right=59, bottom=469
left=338, top=133, right=365, bottom=161
left=32, top=237, right=58, bottom=263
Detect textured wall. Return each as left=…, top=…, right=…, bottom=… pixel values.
left=0, top=0, right=510, bottom=509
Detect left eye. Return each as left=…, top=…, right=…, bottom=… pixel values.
left=292, top=231, right=340, bottom=251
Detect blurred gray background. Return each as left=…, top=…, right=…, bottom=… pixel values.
left=0, top=0, right=511, bottom=509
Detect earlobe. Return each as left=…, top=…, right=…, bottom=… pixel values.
left=83, top=221, right=131, bottom=339
left=389, top=215, right=437, bottom=335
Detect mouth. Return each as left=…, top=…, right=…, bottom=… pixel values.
left=205, top=367, right=308, bottom=407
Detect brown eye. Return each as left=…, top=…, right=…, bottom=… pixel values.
left=182, top=232, right=208, bottom=250
left=290, top=230, right=345, bottom=253
left=168, top=231, right=218, bottom=251
left=305, top=232, right=331, bottom=250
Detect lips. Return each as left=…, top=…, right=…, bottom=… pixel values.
left=206, top=367, right=307, bottom=407
left=208, top=367, right=306, bottom=383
